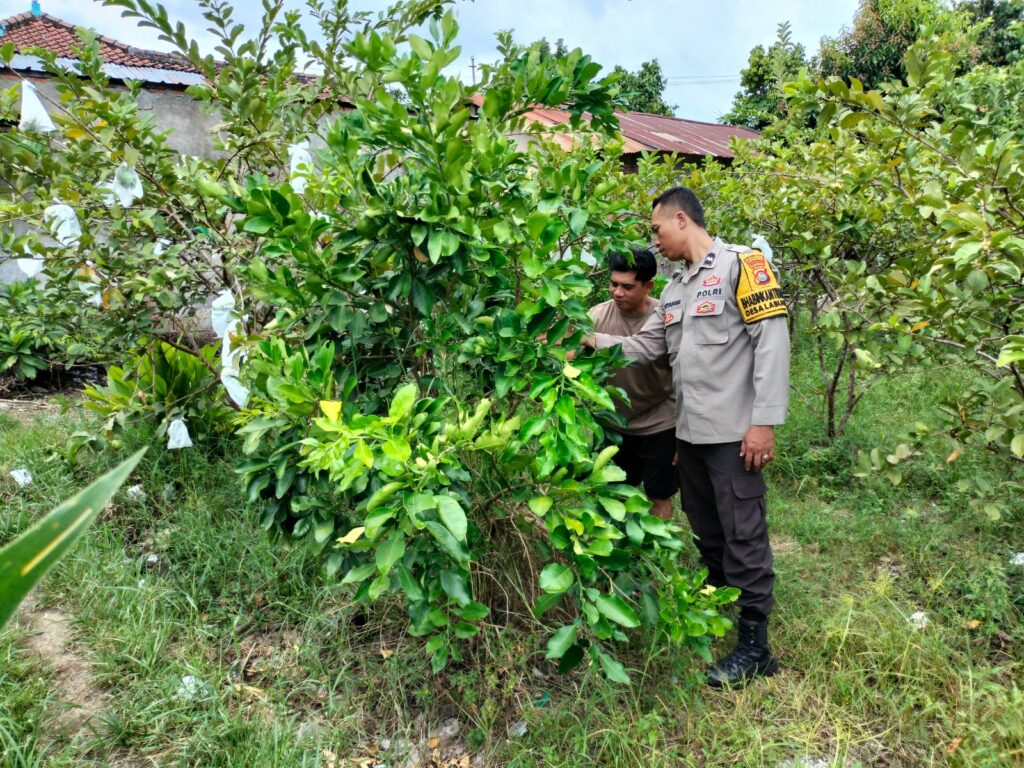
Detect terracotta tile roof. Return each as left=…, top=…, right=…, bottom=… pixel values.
left=0, top=12, right=199, bottom=73
left=469, top=93, right=757, bottom=160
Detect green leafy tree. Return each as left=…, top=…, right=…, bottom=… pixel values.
left=957, top=0, right=1024, bottom=65
left=815, top=0, right=946, bottom=86
left=723, top=22, right=808, bottom=128
left=0, top=1, right=736, bottom=681
left=611, top=59, right=675, bottom=116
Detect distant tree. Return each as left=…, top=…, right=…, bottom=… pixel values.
left=722, top=22, right=808, bottom=128
left=957, top=0, right=1024, bottom=65
left=814, top=0, right=945, bottom=86
left=534, top=37, right=569, bottom=61
left=611, top=59, right=675, bottom=116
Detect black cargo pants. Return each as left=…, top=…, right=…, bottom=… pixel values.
left=676, top=439, right=775, bottom=617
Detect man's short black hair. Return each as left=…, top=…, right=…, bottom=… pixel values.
left=652, top=186, right=706, bottom=229
left=608, top=248, right=657, bottom=283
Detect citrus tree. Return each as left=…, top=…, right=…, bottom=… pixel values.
left=1, top=0, right=736, bottom=679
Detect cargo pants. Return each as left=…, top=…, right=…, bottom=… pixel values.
left=676, top=439, right=775, bottom=617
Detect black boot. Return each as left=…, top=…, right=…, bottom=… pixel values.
left=707, top=616, right=778, bottom=688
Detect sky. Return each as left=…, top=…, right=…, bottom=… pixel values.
left=13, top=0, right=860, bottom=122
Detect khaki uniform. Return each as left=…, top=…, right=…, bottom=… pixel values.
left=593, top=238, right=790, bottom=617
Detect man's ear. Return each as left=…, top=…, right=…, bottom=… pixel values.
left=642, top=280, right=655, bottom=294
left=675, top=209, right=689, bottom=229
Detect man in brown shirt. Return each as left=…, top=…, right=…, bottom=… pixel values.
left=589, top=249, right=677, bottom=519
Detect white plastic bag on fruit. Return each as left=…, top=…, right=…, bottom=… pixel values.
left=751, top=233, right=774, bottom=263
left=17, top=255, right=44, bottom=278
left=102, top=164, right=144, bottom=207
left=43, top=203, right=81, bottom=248
left=287, top=140, right=313, bottom=194
left=19, top=81, right=55, bottom=133
left=210, top=290, right=236, bottom=338
left=166, top=419, right=193, bottom=450
left=220, top=321, right=249, bottom=407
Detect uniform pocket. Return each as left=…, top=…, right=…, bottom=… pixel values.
left=730, top=473, right=767, bottom=540
left=694, top=318, right=729, bottom=345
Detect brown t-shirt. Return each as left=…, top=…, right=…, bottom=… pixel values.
left=589, top=298, right=676, bottom=436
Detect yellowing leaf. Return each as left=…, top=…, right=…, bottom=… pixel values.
left=910, top=320, right=929, bottom=332
left=945, top=449, right=960, bottom=464
left=337, top=526, right=365, bottom=545
left=413, top=246, right=428, bottom=263
left=320, top=400, right=341, bottom=421
left=562, top=363, right=581, bottom=379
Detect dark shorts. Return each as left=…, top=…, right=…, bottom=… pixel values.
left=611, top=427, right=678, bottom=501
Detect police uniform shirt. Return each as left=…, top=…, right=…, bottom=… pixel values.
left=592, top=238, right=790, bottom=445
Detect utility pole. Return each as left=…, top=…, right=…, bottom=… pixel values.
left=470, top=56, right=476, bottom=86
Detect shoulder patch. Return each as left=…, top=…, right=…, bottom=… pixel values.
left=736, top=250, right=787, bottom=324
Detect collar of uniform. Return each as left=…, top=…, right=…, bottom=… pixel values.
left=682, top=237, right=725, bottom=283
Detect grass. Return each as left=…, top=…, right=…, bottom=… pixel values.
left=0, top=338, right=1021, bottom=767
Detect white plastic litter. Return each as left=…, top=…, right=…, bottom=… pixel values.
left=210, top=290, right=236, bottom=338
left=1010, top=552, right=1024, bottom=567
left=509, top=720, right=528, bottom=737
left=43, top=203, right=82, bottom=248
left=287, top=140, right=313, bottom=194
left=16, top=257, right=44, bottom=278
left=101, top=164, right=144, bottom=207
left=152, top=238, right=170, bottom=256
left=127, top=484, right=147, bottom=501
left=167, top=419, right=193, bottom=450
left=9, top=469, right=33, bottom=486
left=19, top=81, right=55, bottom=133
left=909, top=611, right=929, bottom=630
left=174, top=675, right=211, bottom=702
left=752, top=233, right=774, bottom=263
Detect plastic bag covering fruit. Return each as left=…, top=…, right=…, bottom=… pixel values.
left=287, top=140, right=313, bottom=194
left=43, top=203, right=81, bottom=248
left=166, top=419, right=193, bottom=450
left=19, top=81, right=55, bottom=133
left=101, top=164, right=144, bottom=207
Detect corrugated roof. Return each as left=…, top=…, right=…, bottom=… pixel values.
left=469, top=93, right=757, bottom=160
left=0, top=11, right=199, bottom=75
left=10, top=53, right=206, bottom=86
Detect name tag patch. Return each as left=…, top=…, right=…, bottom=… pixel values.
left=688, top=300, right=724, bottom=316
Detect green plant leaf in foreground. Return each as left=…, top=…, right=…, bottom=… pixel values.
left=0, top=449, right=146, bottom=629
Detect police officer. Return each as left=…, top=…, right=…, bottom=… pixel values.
left=583, top=187, right=790, bottom=687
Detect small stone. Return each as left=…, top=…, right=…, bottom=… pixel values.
left=509, top=720, right=528, bottom=738
left=127, top=484, right=147, bottom=501
left=438, top=718, right=461, bottom=743
left=296, top=719, right=320, bottom=742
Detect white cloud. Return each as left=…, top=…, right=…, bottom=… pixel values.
left=27, top=0, right=859, bottom=122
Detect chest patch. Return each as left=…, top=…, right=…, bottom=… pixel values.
left=688, top=299, right=724, bottom=317
left=702, top=275, right=721, bottom=287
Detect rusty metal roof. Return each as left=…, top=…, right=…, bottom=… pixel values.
left=470, top=94, right=757, bottom=159
left=10, top=53, right=206, bottom=86
left=0, top=11, right=200, bottom=76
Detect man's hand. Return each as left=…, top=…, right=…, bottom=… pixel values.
left=740, top=425, right=775, bottom=472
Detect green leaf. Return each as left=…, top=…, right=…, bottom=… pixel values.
left=597, top=649, right=631, bottom=684
left=397, top=563, right=425, bottom=601
left=425, top=521, right=469, bottom=565
left=440, top=570, right=472, bottom=606
left=545, top=623, right=578, bottom=659
left=389, top=383, right=418, bottom=422
left=595, top=594, right=640, bottom=628
left=528, top=496, right=553, bottom=515
left=0, top=450, right=145, bottom=629
left=435, top=495, right=468, bottom=542
left=599, top=497, right=626, bottom=521
left=539, top=563, right=574, bottom=594
left=459, top=602, right=490, bottom=621
left=341, top=562, right=377, bottom=585
left=242, top=216, right=274, bottom=234
left=375, top=532, right=406, bottom=574
left=381, top=438, right=411, bottom=463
